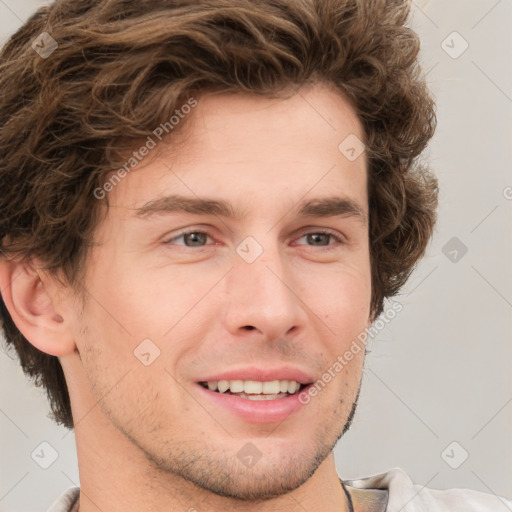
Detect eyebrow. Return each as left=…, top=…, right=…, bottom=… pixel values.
left=135, top=194, right=367, bottom=225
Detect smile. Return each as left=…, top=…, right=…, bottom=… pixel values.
left=199, top=379, right=304, bottom=400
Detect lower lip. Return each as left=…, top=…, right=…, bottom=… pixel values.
left=196, top=383, right=312, bottom=424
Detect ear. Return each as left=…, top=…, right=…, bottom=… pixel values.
left=0, top=256, right=77, bottom=357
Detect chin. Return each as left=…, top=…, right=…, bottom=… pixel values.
left=178, top=452, right=324, bottom=501
left=137, top=431, right=336, bottom=501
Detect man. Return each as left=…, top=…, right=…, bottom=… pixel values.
left=0, top=0, right=509, bottom=511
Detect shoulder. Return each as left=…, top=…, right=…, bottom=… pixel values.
left=343, top=467, right=512, bottom=512
left=46, top=487, right=80, bottom=512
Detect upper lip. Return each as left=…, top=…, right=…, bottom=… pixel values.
left=198, top=366, right=315, bottom=385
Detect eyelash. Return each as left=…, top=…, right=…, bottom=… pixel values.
left=164, top=228, right=345, bottom=251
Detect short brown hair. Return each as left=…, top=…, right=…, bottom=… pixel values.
left=0, top=0, right=438, bottom=430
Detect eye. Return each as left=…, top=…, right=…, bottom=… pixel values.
left=295, top=230, right=344, bottom=249
left=163, top=228, right=345, bottom=250
left=164, top=230, right=213, bottom=247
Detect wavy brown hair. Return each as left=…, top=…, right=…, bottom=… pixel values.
left=0, top=0, right=438, bottom=430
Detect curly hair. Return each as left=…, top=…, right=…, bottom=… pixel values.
left=0, top=0, right=438, bottom=430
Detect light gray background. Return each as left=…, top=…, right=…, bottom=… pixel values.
left=1, top=0, right=511, bottom=511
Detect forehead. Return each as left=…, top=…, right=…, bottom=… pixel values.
left=173, top=83, right=364, bottom=161
left=106, top=82, right=368, bottom=218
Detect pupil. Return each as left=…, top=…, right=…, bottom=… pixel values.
left=185, top=232, right=206, bottom=246
left=308, top=233, right=329, bottom=246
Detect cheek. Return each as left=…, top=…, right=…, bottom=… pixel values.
left=306, top=269, right=371, bottom=385
left=304, top=264, right=371, bottom=327
left=76, top=312, right=177, bottom=418
left=130, top=262, right=370, bottom=346
left=83, top=237, right=372, bottom=352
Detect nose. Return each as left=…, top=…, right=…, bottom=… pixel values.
left=222, top=238, right=308, bottom=341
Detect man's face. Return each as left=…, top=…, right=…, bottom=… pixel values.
left=64, top=83, right=371, bottom=500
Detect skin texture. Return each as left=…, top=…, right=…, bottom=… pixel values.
left=0, top=82, right=371, bottom=511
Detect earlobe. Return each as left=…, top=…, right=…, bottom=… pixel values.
left=0, top=257, right=77, bottom=357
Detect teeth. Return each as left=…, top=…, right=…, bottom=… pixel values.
left=262, top=380, right=280, bottom=394
left=244, top=381, right=263, bottom=394
left=217, top=380, right=229, bottom=393
left=203, top=379, right=303, bottom=395
left=235, top=392, right=288, bottom=401
left=288, top=381, right=298, bottom=394
left=229, top=380, right=244, bottom=393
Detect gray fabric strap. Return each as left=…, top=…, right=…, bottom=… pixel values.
left=342, top=480, right=389, bottom=512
